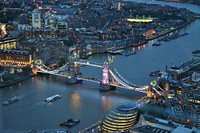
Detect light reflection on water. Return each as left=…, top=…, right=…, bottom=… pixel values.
left=70, top=91, right=81, bottom=116
left=101, top=96, right=115, bottom=112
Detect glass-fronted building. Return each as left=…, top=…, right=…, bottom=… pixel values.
left=101, top=102, right=138, bottom=132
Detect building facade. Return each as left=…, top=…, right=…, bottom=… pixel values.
left=0, top=50, right=33, bottom=67
left=182, top=84, right=200, bottom=129
left=0, top=38, right=17, bottom=50
left=32, top=10, right=41, bottom=28
left=101, top=102, right=138, bottom=132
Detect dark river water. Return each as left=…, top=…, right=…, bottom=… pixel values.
left=0, top=1, right=200, bottom=132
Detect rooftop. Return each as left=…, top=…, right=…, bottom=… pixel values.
left=173, top=126, right=198, bottom=133
left=131, top=114, right=199, bottom=133
left=116, top=102, right=138, bottom=112
left=0, top=50, right=30, bottom=55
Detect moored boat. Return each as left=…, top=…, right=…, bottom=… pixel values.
left=122, top=51, right=136, bottom=56
left=107, top=49, right=124, bottom=55
left=179, top=32, right=189, bottom=37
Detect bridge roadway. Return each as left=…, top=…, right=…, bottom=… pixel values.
left=74, top=59, right=103, bottom=68
left=76, top=75, right=148, bottom=93
left=36, top=69, right=149, bottom=93
left=76, top=76, right=101, bottom=83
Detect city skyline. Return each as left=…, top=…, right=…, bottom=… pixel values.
left=0, top=0, right=200, bottom=133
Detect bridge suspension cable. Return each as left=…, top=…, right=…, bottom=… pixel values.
left=36, top=66, right=70, bottom=77
left=58, top=62, right=69, bottom=71
left=113, top=68, right=138, bottom=87
left=152, top=87, right=162, bottom=96
left=73, top=59, right=103, bottom=68
left=109, top=69, right=149, bottom=92
left=39, top=65, right=59, bottom=74
left=109, top=70, right=136, bottom=90
left=40, top=63, right=69, bottom=74
left=41, top=63, right=52, bottom=71
left=114, top=68, right=149, bottom=89
left=157, top=85, right=165, bottom=93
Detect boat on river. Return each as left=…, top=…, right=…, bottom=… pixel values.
left=2, top=96, right=19, bottom=106
left=45, top=94, right=61, bottom=102
left=149, top=70, right=162, bottom=77
left=192, top=50, right=200, bottom=54
left=60, top=118, right=80, bottom=128
left=152, top=43, right=162, bottom=46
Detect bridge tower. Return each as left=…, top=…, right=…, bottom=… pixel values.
left=73, top=62, right=80, bottom=75
left=65, top=61, right=80, bottom=84
left=102, top=62, right=109, bottom=84
left=32, top=59, right=42, bottom=75
left=99, top=62, right=111, bottom=91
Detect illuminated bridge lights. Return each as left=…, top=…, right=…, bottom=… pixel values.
left=102, top=63, right=109, bottom=84
left=35, top=60, right=150, bottom=94
left=101, top=102, right=138, bottom=132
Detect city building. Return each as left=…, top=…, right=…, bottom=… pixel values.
left=101, top=102, right=138, bottom=132
left=44, top=13, right=68, bottom=30
left=131, top=114, right=199, bottom=133
left=117, top=2, right=121, bottom=11
left=0, top=38, right=17, bottom=50
left=32, top=10, right=42, bottom=28
left=0, top=23, right=7, bottom=39
left=0, top=50, right=33, bottom=67
left=56, top=22, right=68, bottom=30
left=81, top=113, right=200, bottom=133
left=193, top=105, right=200, bottom=129
left=192, top=52, right=200, bottom=61
left=182, top=84, right=200, bottom=129
left=157, top=54, right=200, bottom=129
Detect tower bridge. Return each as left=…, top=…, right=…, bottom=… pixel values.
left=33, top=59, right=162, bottom=94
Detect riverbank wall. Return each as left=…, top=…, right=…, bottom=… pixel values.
left=146, top=18, right=195, bottom=41
left=0, top=74, right=34, bottom=89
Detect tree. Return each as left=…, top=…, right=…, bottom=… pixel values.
left=58, top=57, right=66, bottom=67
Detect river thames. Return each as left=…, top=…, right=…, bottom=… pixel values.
left=0, top=1, right=200, bottom=133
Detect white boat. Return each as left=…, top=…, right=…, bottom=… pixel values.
left=45, top=94, right=61, bottom=102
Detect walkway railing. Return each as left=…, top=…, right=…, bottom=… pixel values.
left=79, top=121, right=102, bottom=133
left=77, top=76, right=101, bottom=83
left=74, top=59, right=103, bottom=68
